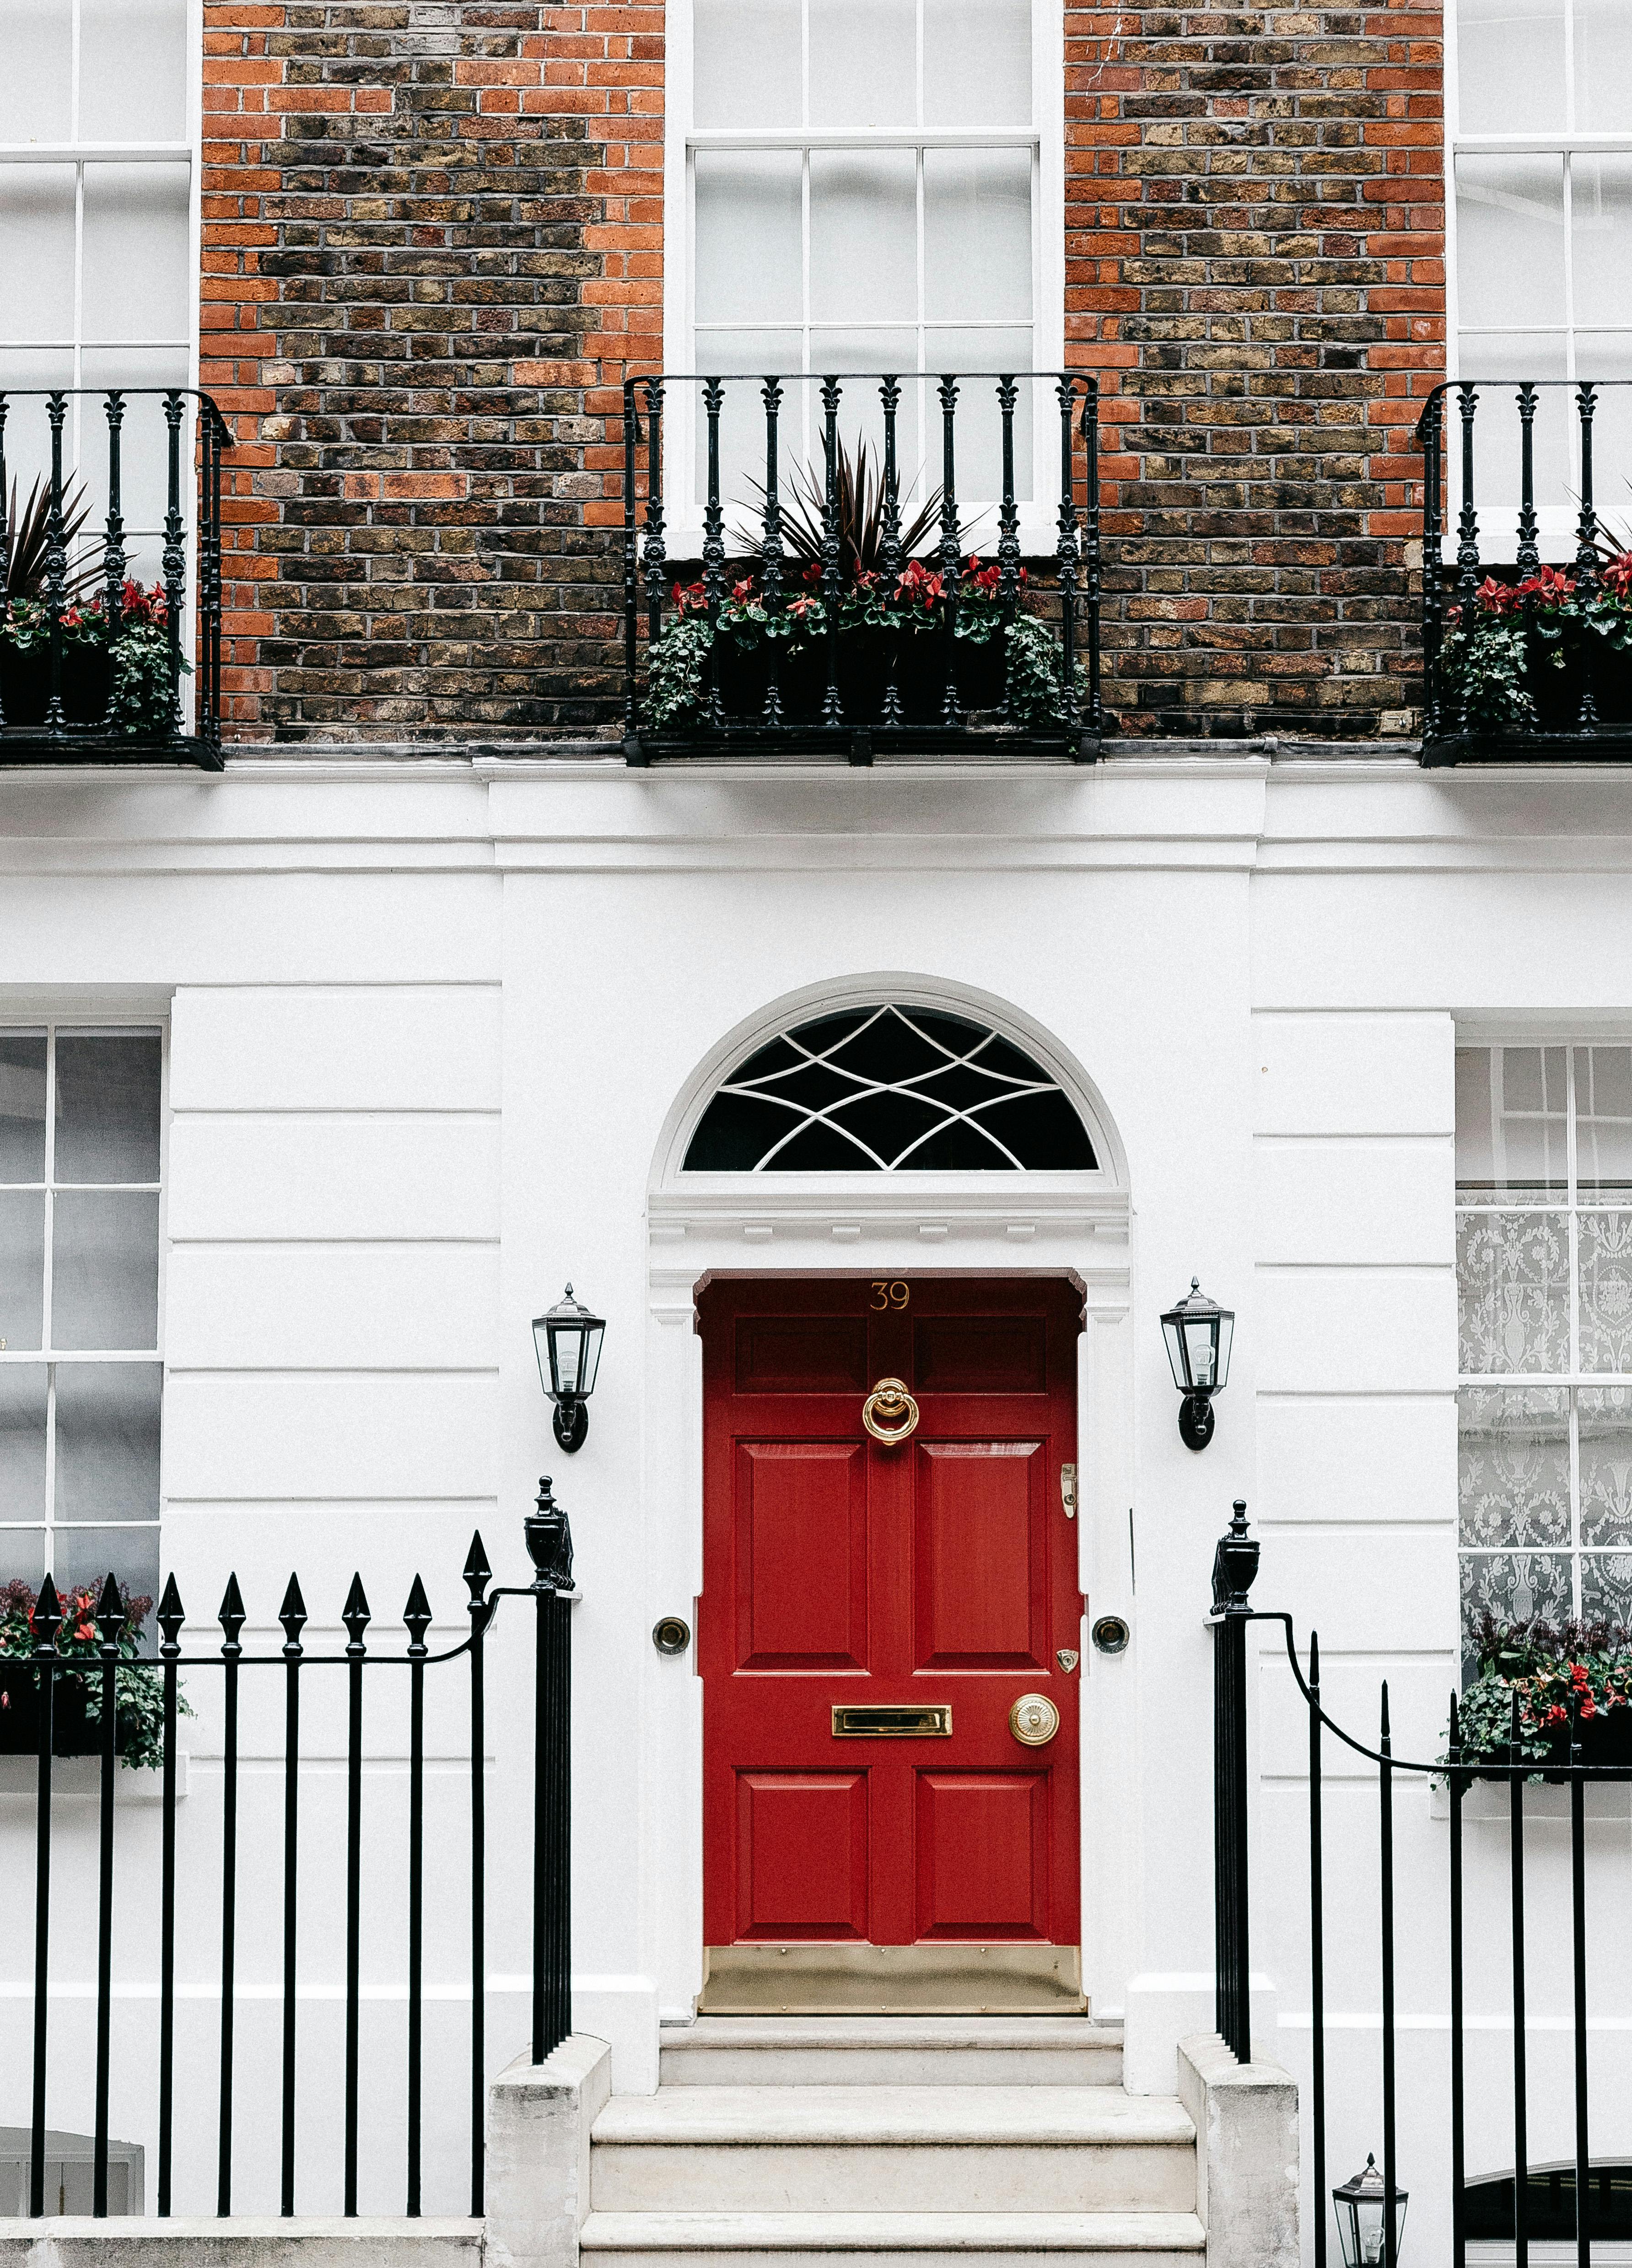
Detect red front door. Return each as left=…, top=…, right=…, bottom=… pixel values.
left=699, top=1274, right=1085, bottom=2009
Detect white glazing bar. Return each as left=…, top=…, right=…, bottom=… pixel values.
left=0, top=144, right=194, bottom=162
left=1567, top=1047, right=1582, bottom=1617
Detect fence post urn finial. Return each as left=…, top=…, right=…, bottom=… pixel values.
left=1212, top=1499, right=1259, bottom=1615
left=527, top=1476, right=575, bottom=1594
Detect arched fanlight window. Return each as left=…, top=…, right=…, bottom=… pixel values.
left=683, top=1004, right=1098, bottom=1172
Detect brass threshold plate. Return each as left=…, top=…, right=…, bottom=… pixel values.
left=701, top=1942, right=1085, bottom=2015
left=832, top=1704, right=952, bottom=1738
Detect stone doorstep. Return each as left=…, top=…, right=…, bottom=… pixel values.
left=0, top=2220, right=482, bottom=2264
left=578, top=2209, right=1207, bottom=2265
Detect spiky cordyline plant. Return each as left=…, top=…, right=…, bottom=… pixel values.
left=5, top=475, right=102, bottom=606
left=732, top=435, right=946, bottom=580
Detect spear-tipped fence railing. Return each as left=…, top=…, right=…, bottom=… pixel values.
left=1212, top=1502, right=1626, bottom=2268
left=8, top=1476, right=576, bottom=2221
left=0, top=387, right=231, bottom=769
left=619, top=371, right=1101, bottom=765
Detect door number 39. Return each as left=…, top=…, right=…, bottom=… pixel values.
left=870, top=1280, right=910, bottom=1309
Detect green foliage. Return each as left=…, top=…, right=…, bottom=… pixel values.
left=105, top=621, right=182, bottom=738
left=1003, top=611, right=1088, bottom=732
left=644, top=612, right=714, bottom=726
left=733, top=435, right=943, bottom=580
left=1438, top=613, right=1536, bottom=731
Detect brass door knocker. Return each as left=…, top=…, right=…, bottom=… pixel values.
left=862, top=1376, right=919, bottom=1446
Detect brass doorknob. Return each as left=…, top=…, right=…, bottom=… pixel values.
left=1009, top=1693, right=1060, bottom=1747
left=862, top=1376, right=919, bottom=1446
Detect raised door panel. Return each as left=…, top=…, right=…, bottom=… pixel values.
left=736, top=1771, right=869, bottom=1940
left=913, top=1439, right=1045, bottom=1669
left=736, top=1440, right=868, bottom=1670
left=734, top=1315, right=870, bottom=1393
left=913, top=1315, right=1048, bottom=1394
left=915, top=1771, right=1048, bottom=1940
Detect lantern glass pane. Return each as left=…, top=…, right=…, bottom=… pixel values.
left=1183, top=1315, right=1218, bottom=1390
left=1214, top=1310, right=1234, bottom=1388
left=532, top=1318, right=554, bottom=1401
left=1162, top=1314, right=1189, bottom=1391
left=551, top=1324, right=585, bottom=1397
left=580, top=1320, right=605, bottom=1397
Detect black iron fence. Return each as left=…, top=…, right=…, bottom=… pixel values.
left=619, top=371, right=1102, bottom=765
left=1417, top=376, right=1632, bottom=765
left=1213, top=1503, right=1629, bottom=2268
left=2, top=1478, right=575, bottom=2222
left=0, top=388, right=230, bottom=770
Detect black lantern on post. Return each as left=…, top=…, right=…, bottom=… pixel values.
left=1161, top=1277, right=1234, bottom=1450
left=533, top=1284, right=606, bottom=1453
left=1333, top=2155, right=1407, bottom=2268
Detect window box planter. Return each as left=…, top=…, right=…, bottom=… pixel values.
left=1445, top=1610, right=1632, bottom=1779
left=0, top=1581, right=182, bottom=1770
left=1429, top=556, right=1632, bottom=754
left=646, top=559, right=1087, bottom=748
left=1, top=583, right=187, bottom=747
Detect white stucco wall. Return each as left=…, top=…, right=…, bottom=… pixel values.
left=0, top=750, right=1628, bottom=2252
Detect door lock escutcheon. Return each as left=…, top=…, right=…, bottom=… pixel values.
left=1060, top=1463, right=1077, bottom=1518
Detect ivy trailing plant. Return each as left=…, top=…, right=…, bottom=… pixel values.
left=0, top=1580, right=191, bottom=1771
left=1443, top=1610, right=1632, bottom=1771
left=1438, top=551, right=1632, bottom=731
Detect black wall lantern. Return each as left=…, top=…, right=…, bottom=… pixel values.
left=1333, top=2155, right=1407, bottom=2267
left=1161, top=1277, right=1233, bottom=1450
left=533, top=1284, right=606, bottom=1453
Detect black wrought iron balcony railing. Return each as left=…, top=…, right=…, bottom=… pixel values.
left=0, top=388, right=231, bottom=770
left=619, top=371, right=1101, bottom=765
left=1418, top=377, right=1632, bottom=765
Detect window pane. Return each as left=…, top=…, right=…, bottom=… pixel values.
left=54, top=1032, right=162, bottom=1184
left=694, top=0, right=800, bottom=128
left=1578, top=1046, right=1632, bottom=1198
left=0, top=0, right=72, bottom=141
left=1579, top=1211, right=1632, bottom=1372
left=687, top=346, right=808, bottom=522
left=0, top=1034, right=47, bottom=1183
left=0, top=167, right=76, bottom=348
left=924, top=150, right=1032, bottom=324
left=0, top=1193, right=46, bottom=1353
left=1458, top=1385, right=1570, bottom=1546
left=924, top=0, right=1031, bottom=129
left=1457, top=0, right=1565, bottom=134
left=53, top=1524, right=161, bottom=1616
left=1457, top=1209, right=1571, bottom=1373
left=1455, top=156, right=1565, bottom=332
left=79, top=0, right=189, bottom=141
left=1580, top=1387, right=1632, bottom=1545
left=1462, top=1550, right=1572, bottom=1640
left=808, top=340, right=923, bottom=520
left=54, top=1363, right=161, bottom=1523
left=0, top=1366, right=48, bottom=1526
left=1575, top=0, right=1632, bottom=131
left=0, top=1527, right=46, bottom=1585
left=916, top=340, right=1034, bottom=504
left=1571, top=158, right=1632, bottom=331
left=51, top=1193, right=160, bottom=1351
left=695, top=151, right=802, bottom=328
left=1455, top=1045, right=1567, bottom=1198
left=1575, top=338, right=1632, bottom=536
left=82, top=164, right=192, bottom=346
left=809, top=0, right=915, bottom=128
left=811, top=151, right=916, bottom=324
left=1581, top=1552, right=1632, bottom=1623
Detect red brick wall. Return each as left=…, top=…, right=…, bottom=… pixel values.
left=1065, top=1, right=1445, bottom=735
left=200, top=1, right=663, bottom=739
left=200, top=1, right=1444, bottom=741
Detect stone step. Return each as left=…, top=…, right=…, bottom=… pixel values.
left=580, top=2210, right=1206, bottom=2268
left=658, top=2017, right=1124, bottom=2089
left=589, top=2085, right=1196, bottom=2216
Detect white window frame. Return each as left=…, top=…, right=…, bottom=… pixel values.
left=1446, top=0, right=1632, bottom=560
left=661, top=0, right=1066, bottom=554
left=1456, top=1040, right=1632, bottom=1645
left=0, top=0, right=203, bottom=688
left=0, top=1016, right=170, bottom=1601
